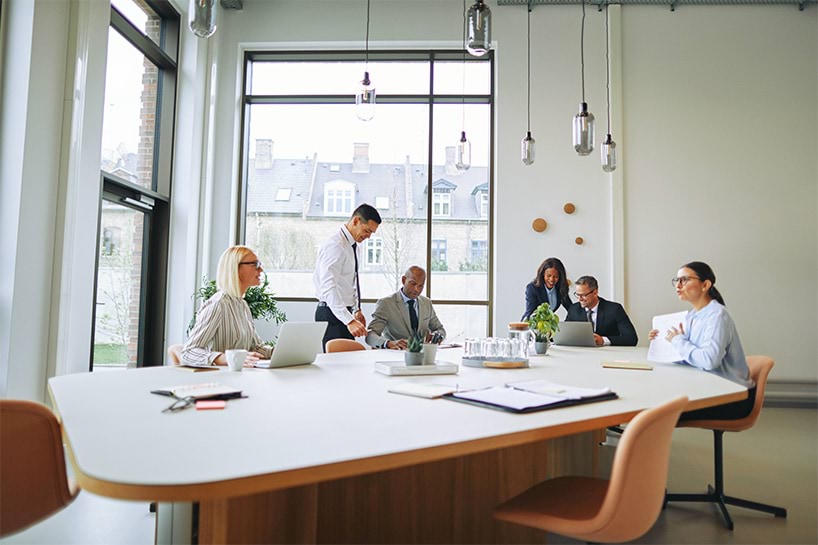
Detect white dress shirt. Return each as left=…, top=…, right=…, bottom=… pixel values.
left=313, top=225, right=360, bottom=324
left=586, top=303, right=611, bottom=346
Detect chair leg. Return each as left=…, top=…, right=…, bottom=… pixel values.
left=665, top=430, right=787, bottom=530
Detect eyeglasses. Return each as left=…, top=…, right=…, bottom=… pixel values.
left=573, top=289, right=597, bottom=300
left=671, top=276, right=700, bottom=287
left=239, top=260, right=263, bottom=270
left=162, top=396, right=196, bottom=413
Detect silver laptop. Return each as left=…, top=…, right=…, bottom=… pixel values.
left=553, top=321, right=596, bottom=347
left=254, top=322, right=327, bottom=368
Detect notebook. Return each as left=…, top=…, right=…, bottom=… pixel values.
left=375, top=361, right=458, bottom=376
left=254, top=322, right=327, bottom=368
left=553, top=321, right=596, bottom=347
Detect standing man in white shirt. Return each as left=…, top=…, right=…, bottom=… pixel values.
left=313, top=203, right=382, bottom=350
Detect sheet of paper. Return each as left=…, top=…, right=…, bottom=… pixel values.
left=506, top=379, right=611, bottom=399
left=388, top=382, right=457, bottom=399
left=452, top=386, right=567, bottom=411
left=647, top=311, right=687, bottom=363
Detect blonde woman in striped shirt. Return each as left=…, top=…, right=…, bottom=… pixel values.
left=182, top=246, right=272, bottom=367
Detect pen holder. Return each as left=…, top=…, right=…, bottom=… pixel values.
left=422, top=343, right=437, bottom=365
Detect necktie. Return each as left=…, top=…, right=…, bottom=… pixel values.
left=586, top=308, right=594, bottom=332
left=407, top=299, right=419, bottom=333
left=352, top=242, right=361, bottom=311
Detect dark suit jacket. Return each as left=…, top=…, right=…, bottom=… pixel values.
left=565, top=297, right=638, bottom=346
left=522, top=282, right=570, bottom=320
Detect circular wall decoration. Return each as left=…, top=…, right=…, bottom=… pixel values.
left=532, top=218, right=548, bottom=233
left=575, top=237, right=584, bottom=245
left=563, top=203, right=576, bottom=214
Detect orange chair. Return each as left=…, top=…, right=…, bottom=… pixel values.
left=0, top=400, right=79, bottom=537
left=493, top=397, right=688, bottom=543
left=167, top=344, right=183, bottom=364
left=665, top=356, right=787, bottom=530
left=325, top=339, right=366, bottom=353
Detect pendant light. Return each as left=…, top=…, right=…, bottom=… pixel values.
left=521, top=1, right=535, bottom=165
left=356, top=0, right=376, bottom=121
left=466, top=0, right=492, bottom=57
left=456, top=0, right=472, bottom=171
left=189, top=0, right=217, bottom=38
left=572, top=0, right=595, bottom=156
left=601, top=6, right=617, bottom=172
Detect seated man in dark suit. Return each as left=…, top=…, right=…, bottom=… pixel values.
left=566, top=276, right=638, bottom=346
left=365, top=266, right=446, bottom=350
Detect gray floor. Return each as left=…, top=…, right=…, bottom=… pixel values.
left=3, top=407, right=816, bottom=545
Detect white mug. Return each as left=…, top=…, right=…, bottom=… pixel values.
left=225, top=349, right=247, bottom=371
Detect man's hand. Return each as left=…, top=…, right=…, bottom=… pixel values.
left=386, top=339, right=408, bottom=350
left=347, top=318, right=367, bottom=338
left=593, top=333, right=604, bottom=346
left=353, top=309, right=367, bottom=328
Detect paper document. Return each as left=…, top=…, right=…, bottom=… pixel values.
left=506, top=379, right=611, bottom=399
left=151, top=382, right=241, bottom=400
left=647, top=311, right=687, bottom=363
left=453, top=386, right=568, bottom=411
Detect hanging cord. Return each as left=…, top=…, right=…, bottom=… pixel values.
left=365, top=0, right=371, bottom=67
left=580, top=0, right=586, bottom=103
left=527, top=1, right=532, bottom=132
left=605, top=4, right=611, bottom=134
left=462, top=0, right=467, bottom=131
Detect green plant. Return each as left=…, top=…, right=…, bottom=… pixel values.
left=527, top=302, right=560, bottom=342
left=406, top=330, right=424, bottom=353
left=188, top=275, right=287, bottom=334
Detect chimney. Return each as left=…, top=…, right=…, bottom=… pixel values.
left=256, top=139, right=273, bottom=169
left=444, top=146, right=458, bottom=175
left=352, top=142, right=370, bottom=173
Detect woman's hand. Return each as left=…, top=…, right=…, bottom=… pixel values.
left=244, top=351, right=267, bottom=367
left=648, top=329, right=659, bottom=341
left=665, top=323, right=685, bottom=342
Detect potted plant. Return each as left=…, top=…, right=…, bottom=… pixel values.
left=404, top=331, right=425, bottom=366
left=187, top=276, right=287, bottom=345
left=527, top=302, right=560, bottom=355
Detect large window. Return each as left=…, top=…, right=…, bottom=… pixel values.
left=240, top=51, right=493, bottom=340
left=92, top=0, right=178, bottom=370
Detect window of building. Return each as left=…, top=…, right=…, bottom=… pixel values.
left=324, top=181, right=355, bottom=216
left=465, top=240, right=488, bottom=272
left=240, top=51, right=493, bottom=340
left=275, top=188, right=292, bottom=201
left=366, top=237, right=383, bottom=266
left=480, top=192, right=489, bottom=218
left=432, top=191, right=452, bottom=217
left=92, top=0, right=178, bottom=371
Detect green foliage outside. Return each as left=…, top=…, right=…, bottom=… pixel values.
left=458, top=259, right=487, bottom=272
left=527, top=302, right=560, bottom=342
left=93, top=343, right=128, bottom=365
left=431, top=259, right=448, bottom=272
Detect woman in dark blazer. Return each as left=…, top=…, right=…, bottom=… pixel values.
left=522, top=257, right=571, bottom=320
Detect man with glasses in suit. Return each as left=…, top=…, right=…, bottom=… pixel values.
left=566, top=275, right=638, bottom=346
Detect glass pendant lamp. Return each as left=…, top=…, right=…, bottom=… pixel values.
left=456, top=131, right=472, bottom=171
left=356, top=0, right=376, bottom=121
left=601, top=6, right=617, bottom=172
left=521, top=3, right=535, bottom=165
left=189, top=0, right=217, bottom=38
left=466, top=0, right=492, bottom=57
left=572, top=0, right=595, bottom=156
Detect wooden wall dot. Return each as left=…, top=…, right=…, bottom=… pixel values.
left=563, top=203, right=576, bottom=214
left=575, top=237, right=584, bottom=245
left=532, top=218, right=548, bottom=233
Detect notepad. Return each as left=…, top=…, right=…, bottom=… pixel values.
left=151, top=382, right=241, bottom=400
left=602, top=360, right=653, bottom=371
left=444, top=380, right=617, bottom=413
left=174, top=364, right=220, bottom=373
left=375, top=361, right=458, bottom=376
left=388, top=382, right=457, bottom=399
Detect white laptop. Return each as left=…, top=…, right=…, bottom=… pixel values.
left=254, top=322, right=327, bottom=368
left=553, top=321, right=596, bottom=347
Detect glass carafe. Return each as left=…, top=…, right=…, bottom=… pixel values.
left=508, top=322, right=535, bottom=358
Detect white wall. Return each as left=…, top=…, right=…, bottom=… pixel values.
left=202, top=0, right=816, bottom=383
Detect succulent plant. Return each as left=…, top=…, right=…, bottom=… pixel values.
left=406, top=330, right=424, bottom=353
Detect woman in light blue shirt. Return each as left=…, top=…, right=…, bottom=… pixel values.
left=650, top=261, right=756, bottom=421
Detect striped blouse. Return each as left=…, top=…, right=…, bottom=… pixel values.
left=182, top=291, right=272, bottom=366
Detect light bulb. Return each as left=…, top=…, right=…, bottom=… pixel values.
left=573, top=102, right=595, bottom=156
left=601, top=134, right=617, bottom=172
left=521, top=131, right=535, bottom=165
left=466, top=0, right=492, bottom=57
left=455, top=131, right=471, bottom=171
left=356, top=71, right=376, bottom=121
left=189, top=0, right=217, bottom=39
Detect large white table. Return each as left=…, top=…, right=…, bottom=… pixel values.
left=48, top=346, right=746, bottom=544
